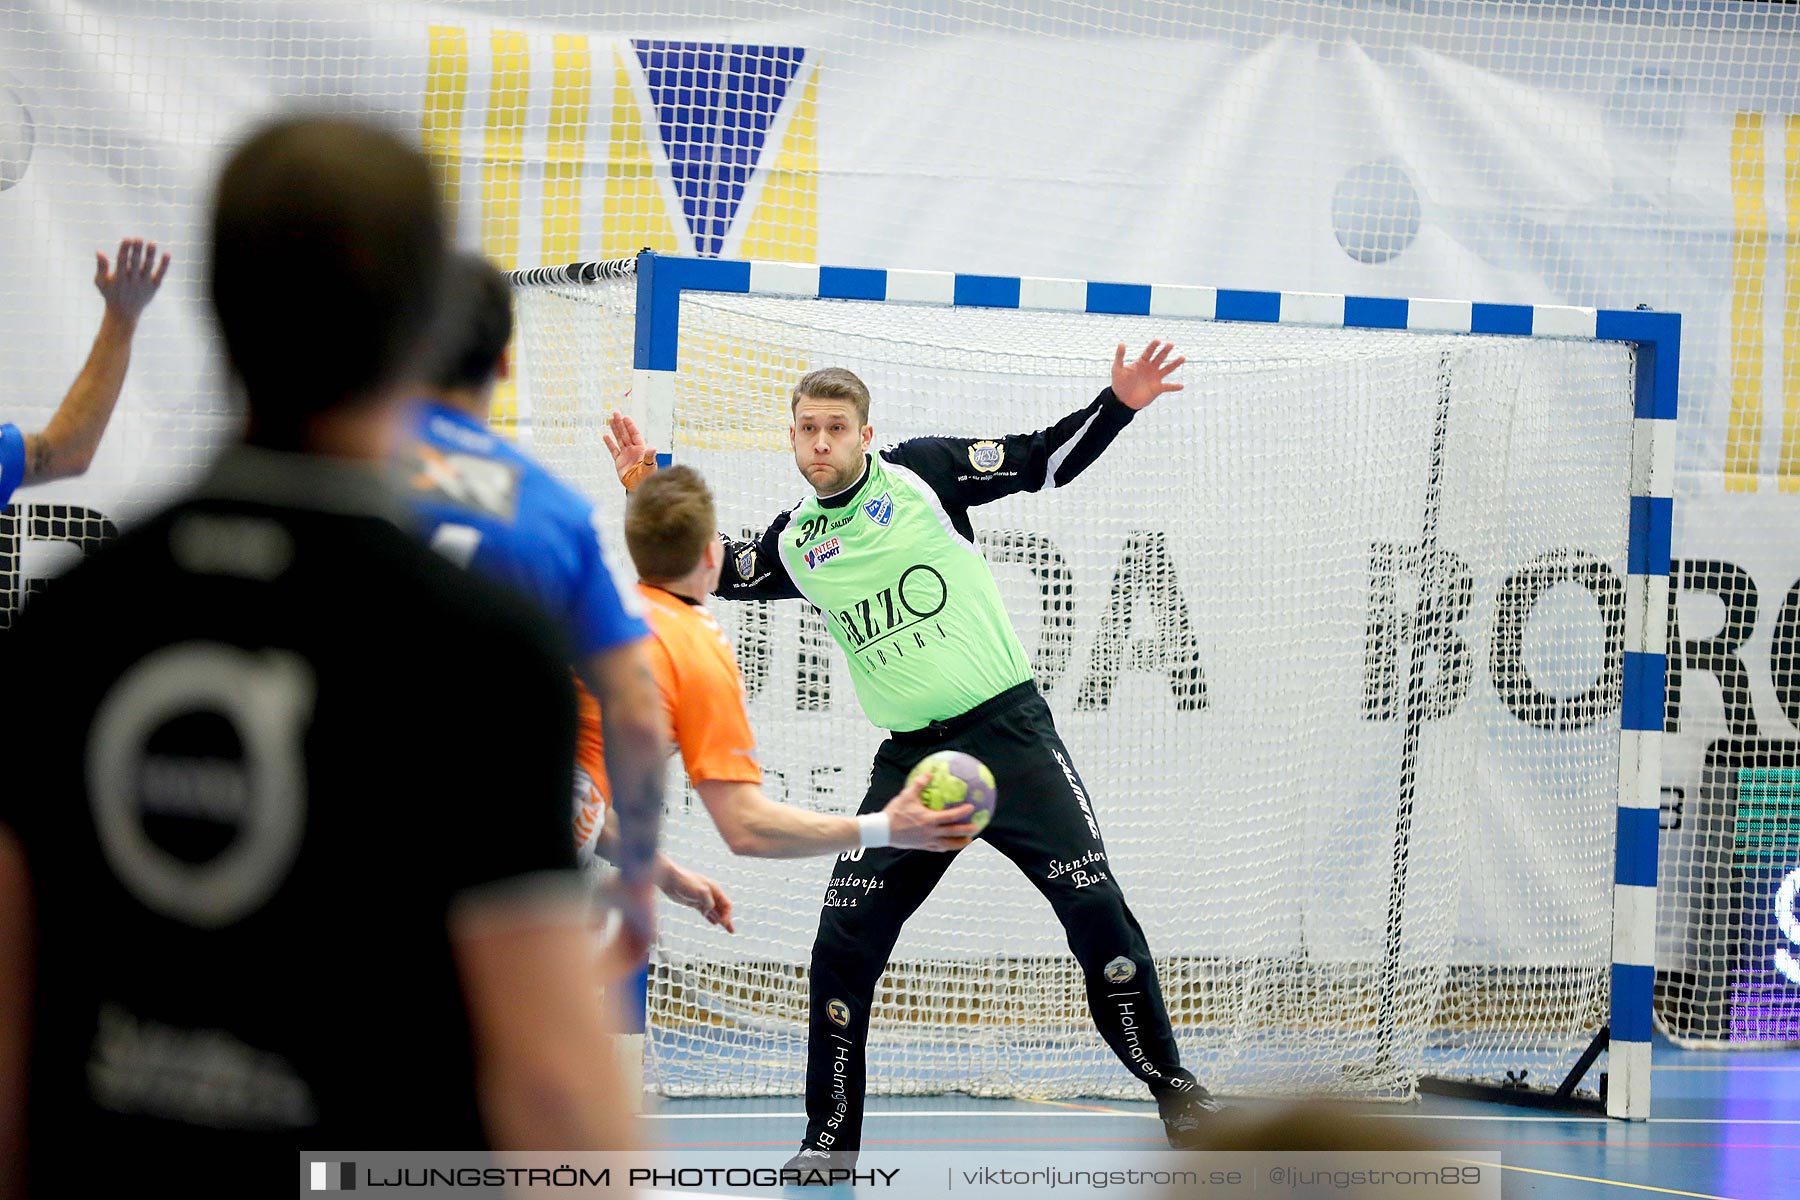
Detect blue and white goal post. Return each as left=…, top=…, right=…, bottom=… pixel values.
left=512, top=252, right=1674, bottom=1119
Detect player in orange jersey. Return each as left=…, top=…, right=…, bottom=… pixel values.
left=579, top=463, right=978, bottom=861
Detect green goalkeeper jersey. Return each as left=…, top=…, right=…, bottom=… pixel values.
left=718, top=387, right=1139, bottom=732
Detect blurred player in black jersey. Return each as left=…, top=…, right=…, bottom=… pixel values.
left=0, top=116, right=639, bottom=1196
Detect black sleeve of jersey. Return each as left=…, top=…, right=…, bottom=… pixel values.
left=881, top=387, right=1138, bottom=510
left=714, top=509, right=803, bottom=602
left=0, top=612, right=41, bottom=839
left=0, top=568, right=85, bottom=845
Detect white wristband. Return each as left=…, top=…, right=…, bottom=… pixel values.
left=857, top=813, right=892, bottom=849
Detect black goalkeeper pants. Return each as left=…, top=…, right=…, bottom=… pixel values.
left=800, top=681, right=1199, bottom=1153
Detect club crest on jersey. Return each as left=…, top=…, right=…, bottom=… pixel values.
left=1104, top=956, right=1136, bottom=984
left=827, top=998, right=851, bottom=1027
left=804, top=536, right=844, bottom=570
left=735, top=548, right=757, bottom=579
left=968, top=441, right=1005, bottom=473
left=862, top=492, right=893, bottom=527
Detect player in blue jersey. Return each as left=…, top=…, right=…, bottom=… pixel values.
left=1, top=238, right=169, bottom=510
left=407, top=254, right=728, bottom=946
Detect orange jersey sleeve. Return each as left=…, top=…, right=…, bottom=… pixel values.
left=643, top=587, right=762, bottom=787
left=573, top=673, right=606, bottom=795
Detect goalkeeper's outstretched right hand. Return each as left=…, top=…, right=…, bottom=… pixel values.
left=604, top=410, right=659, bottom=492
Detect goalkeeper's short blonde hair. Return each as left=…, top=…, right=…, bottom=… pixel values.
left=791, top=367, right=870, bottom=425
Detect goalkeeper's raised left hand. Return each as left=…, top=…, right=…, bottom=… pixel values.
left=1111, top=340, right=1186, bottom=410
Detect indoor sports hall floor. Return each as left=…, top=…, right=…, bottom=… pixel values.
left=643, top=1035, right=1795, bottom=1198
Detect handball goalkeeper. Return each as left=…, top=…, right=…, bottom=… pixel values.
left=605, top=344, right=1218, bottom=1163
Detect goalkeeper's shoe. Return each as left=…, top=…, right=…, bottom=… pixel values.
left=780, top=1148, right=859, bottom=1185
left=1159, top=1086, right=1224, bottom=1149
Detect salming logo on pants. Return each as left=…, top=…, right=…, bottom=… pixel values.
left=800, top=682, right=1197, bottom=1152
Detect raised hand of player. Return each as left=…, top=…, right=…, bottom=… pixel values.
left=95, top=238, right=171, bottom=326
left=603, top=410, right=659, bottom=492
left=1111, top=340, right=1185, bottom=410
left=659, top=857, right=736, bottom=933
left=882, top=772, right=980, bottom=852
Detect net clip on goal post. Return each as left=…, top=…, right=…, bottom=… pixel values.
left=525, top=251, right=1678, bottom=1119
left=501, top=250, right=693, bottom=470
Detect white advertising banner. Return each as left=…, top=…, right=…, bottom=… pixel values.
left=2, top=1, right=1797, bottom=1013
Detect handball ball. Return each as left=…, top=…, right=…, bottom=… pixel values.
left=910, top=750, right=997, bottom=834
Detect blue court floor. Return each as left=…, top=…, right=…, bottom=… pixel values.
left=642, top=1035, right=1797, bottom=1198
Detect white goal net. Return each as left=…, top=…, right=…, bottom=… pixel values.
left=514, top=264, right=1639, bottom=1102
